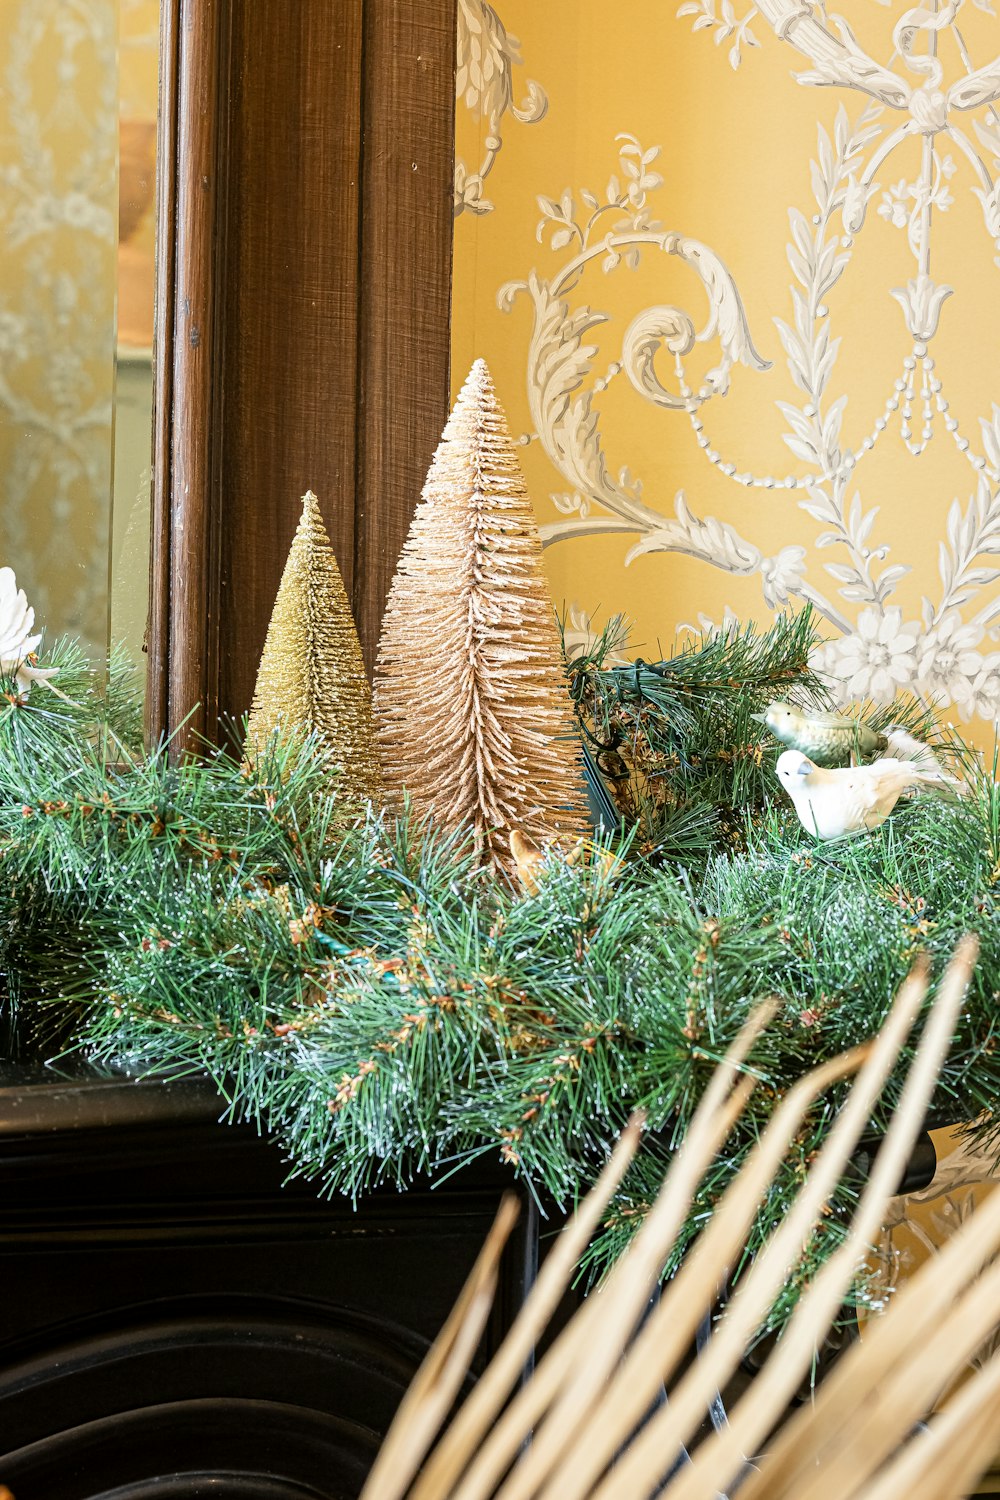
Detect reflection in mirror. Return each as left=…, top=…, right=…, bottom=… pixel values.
left=0, top=0, right=159, bottom=683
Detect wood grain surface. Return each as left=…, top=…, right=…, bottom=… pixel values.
left=150, top=0, right=456, bottom=747
left=146, top=0, right=178, bottom=743
left=355, top=0, right=457, bottom=675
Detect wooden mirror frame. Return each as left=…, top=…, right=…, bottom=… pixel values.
left=148, top=0, right=457, bottom=748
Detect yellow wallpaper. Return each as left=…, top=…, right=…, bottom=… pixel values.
left=0, top=0, right=118, bottom=651
left=453, top=2, right=1000, bottom=1357
left=452, top=2, right=1000, bottom=743
left=0, top=0, right=158, bottom=657
left=118, top=0, right=159, bottom=351
left=112, top=0, right=159, bottom=672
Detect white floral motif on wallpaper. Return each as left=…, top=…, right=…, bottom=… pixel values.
left=0, top=0, right=118, bottom=651
left=499, top=5, right=1000, bottom=725
left=454, top=0, right=547, bottom=217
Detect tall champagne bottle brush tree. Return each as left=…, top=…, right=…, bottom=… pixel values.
left=375, top=360, right=590, bottom=877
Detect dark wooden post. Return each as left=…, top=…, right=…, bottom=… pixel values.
left=149, top=0, right=456, bottom=746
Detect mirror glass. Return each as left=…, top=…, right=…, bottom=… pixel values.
left=0, top=0, right=159, bottom=678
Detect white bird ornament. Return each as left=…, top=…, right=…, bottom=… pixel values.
left=0, top=567, right=65, bottom=698
left=775, top=747, right=948, bottom=840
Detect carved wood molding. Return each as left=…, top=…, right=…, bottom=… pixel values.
left=149, top=0, right=457, bottom=748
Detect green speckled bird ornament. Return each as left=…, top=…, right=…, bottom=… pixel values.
left=753, top=699, right=887, bottom=768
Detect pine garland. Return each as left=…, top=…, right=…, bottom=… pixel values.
left=0, top=617, right=997, bottom=1330
left=569, top=608, right=943, bottom=859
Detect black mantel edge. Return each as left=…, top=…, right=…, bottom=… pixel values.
left=0, top=1056, right=940, bottom=1198
left=0, top=1061, right=226, bottom=1137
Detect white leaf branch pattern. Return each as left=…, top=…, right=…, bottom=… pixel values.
left=775, top=102, right=912, bottom=620
left=936, top=476, right=1000, bottom=627
left=493, top=3, right=1000, bottom=725
left=500, top=136, right=836, bottom=621
left=498, top=136, right=793, bottom=607
left=675, top=0, right=761, bottom=70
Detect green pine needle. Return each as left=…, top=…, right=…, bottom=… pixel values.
left=0, top=618, right=997, bottom=1333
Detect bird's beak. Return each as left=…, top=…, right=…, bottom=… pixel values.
left=749, top=713, right=768, bottom=726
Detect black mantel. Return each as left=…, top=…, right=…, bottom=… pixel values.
left=0, top=1063, right=541, bottom=1500
left=0, top=1062, right=943, bottom=1500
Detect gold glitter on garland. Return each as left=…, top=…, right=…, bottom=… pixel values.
left=246, top=490, right=381, bottom=809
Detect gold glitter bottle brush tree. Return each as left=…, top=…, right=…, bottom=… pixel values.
left=245, top=489, right=381, bottom=810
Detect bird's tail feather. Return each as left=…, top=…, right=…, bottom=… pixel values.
left=885, top=726, right=963, bottom=795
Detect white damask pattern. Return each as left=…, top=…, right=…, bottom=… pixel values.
left=454, top=0, right=547, bottom=217
left=500, top=4, right=1000, bottom=725
left=0, top=0, right=118, bottom=653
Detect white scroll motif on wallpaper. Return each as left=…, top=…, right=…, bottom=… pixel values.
left=454, top=0, right=548, bottom=218
left=501, top=6, right=1000, bottom=724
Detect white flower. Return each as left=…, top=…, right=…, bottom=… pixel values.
left=878, top=180, right=912, bottom=230
left=0, top=568, right=62, bottom=697
left=808, top=639, right=847, bottom=704
left=916, top=612, right=984, bottom=705
left=822, top=607, right=920, bottom=702
left=759, top=546, right=806, bottom=608
left=63, top=192, right=94, bottom=229
left=954, top=653, right=1000, bottom=723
